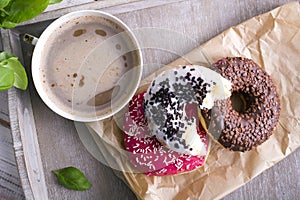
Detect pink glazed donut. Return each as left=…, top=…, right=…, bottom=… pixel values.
left=123, top=92, right=209, bottom=176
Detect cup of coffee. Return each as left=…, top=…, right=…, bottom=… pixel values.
left=30, top=10, right=143, bottom=122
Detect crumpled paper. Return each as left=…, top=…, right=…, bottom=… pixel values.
left=86, top=2, right=300, bottom=199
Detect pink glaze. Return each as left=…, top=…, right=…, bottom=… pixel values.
left=123, top=92, right=209, bottom=176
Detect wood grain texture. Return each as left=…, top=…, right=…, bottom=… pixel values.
left=0, top=91, right=25, bottom=200
left=224, top=149, right=300, bottom=200
left=0, top=32, right=25, bottom=200
left=0, top=127, right=25, bottom=200
left=2, top=0, right=300, bottom=200
left=45, top=0, right=95, bottom=11
left=0, top=91, right=9, bottom=125
left=29, top=89, right=136, bottom=200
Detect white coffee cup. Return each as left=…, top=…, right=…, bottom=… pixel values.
left=30, top=10, right=143, bottom=122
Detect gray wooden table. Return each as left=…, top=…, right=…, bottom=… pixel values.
left=1, top=0, right=300, bottom=199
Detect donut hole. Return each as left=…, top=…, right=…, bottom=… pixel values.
left=230, top=91, right=252, bottom=113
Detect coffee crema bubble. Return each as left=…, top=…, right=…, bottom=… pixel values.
left=73, top=29, right=87, bottom=37
left=95, top=29, right=107, bottom=36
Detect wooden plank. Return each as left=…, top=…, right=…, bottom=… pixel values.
left=45, top=0, right=95, bottom=11
left=0, top=30, right=24, bottom=199
left=0, top=90, right=24, bottom=199
left=19, top=0, right=185, bottom=26
left=3, top=22, right=51, bottom=199
left=224, top=148, right=300, bottom=199
left=0, top=92, right=9, bottom=126
left=3, top=0, right=300, bottom=199
left=0, top=125, right=25, bottom=200
left=0, top=33, right=10, bottom=125
left=4, top=1, right=149, bottom=199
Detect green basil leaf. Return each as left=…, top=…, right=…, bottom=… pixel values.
left=49, top=0, right=62, bottom=5
left=0, top=51, right=14, bottom=61
left=52, top=167, right=92, bottom=191
left=0, top=56, right=28, bottom=90
left=0, top=20, right=17, bottom=29
left=0, top=0, right=49, bottom=28
left=0, top=0, right=10, bottom=9
left=0, top=67, right=14, bottom=91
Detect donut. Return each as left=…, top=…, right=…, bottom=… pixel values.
left=123, top=92, right=209, bottom=176
left=202, top=57, right=281, bottom=151
left=143, top=65, right=232, bottom=155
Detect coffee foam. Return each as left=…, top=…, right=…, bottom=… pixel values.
left=38, top=14, right=141, bottom=120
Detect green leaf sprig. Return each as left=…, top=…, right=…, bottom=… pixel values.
left=49, top=0, right=63, bottom=4
left=0, top=0, right=63, bottom=29
left=0, top=51, right=28, bottom=91
left=52, top=166, right=92, bottom=191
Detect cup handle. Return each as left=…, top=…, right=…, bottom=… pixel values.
left=23, top=34, right=39, bottom=46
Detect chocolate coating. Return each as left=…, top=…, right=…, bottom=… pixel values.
left=202, top=57, right=281, bottom=151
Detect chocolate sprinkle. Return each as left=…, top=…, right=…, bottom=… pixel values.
left=144, top=66, right=214, bottom=153
left=203, top=57, right=281, bottom=152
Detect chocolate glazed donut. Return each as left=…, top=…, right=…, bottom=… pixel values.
left=202, top=57, right=281, bottom=151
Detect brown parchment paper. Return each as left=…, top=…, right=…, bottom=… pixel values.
left=86, top=2, right=300, bottom=199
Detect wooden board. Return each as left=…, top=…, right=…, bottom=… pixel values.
left=0, top=31, right=25, bottom=200
left=3, top=0, right=300, bottom=199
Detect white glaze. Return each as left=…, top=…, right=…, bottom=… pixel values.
left=144, top=65, right=232, bottom=155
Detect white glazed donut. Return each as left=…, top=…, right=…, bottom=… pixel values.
left=143, top=65, right=232, bottom=156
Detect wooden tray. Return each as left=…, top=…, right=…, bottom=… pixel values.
left=4, top=0, right=297, bottom=199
